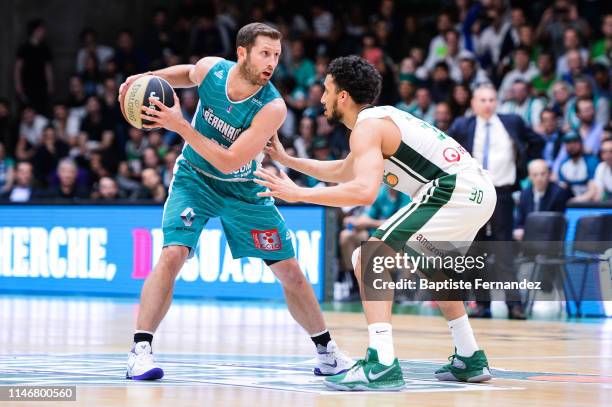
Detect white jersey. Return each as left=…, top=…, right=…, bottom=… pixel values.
left=356, top=105, right=481, bottom=197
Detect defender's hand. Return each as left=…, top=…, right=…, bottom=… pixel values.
left=253, top=167, right=303, bottom=203
left=264, top=132, right=290, bottom=165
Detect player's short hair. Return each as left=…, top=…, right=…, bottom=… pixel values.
left=236, top=23, right=282, bottom=51
left=327, top=56, right=382, bottom=105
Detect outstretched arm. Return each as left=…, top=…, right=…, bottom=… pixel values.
left=265, top=133, right=355, bottom=183
left=254, top=120, right=384, bottom=206
left=142, top=96, right=286, bottom=174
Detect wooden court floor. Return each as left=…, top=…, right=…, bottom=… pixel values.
left=0, top=296, right=611, bottom=406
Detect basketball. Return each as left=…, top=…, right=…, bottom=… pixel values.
left=120, top=75, right=175, bottom=129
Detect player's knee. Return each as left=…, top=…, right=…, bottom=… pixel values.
left=272, top=259, right=308, bottom=291
left=156, top=245, right=189, bottom=277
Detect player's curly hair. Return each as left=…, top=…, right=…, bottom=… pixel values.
left=327, top=56, right=382, bottom=105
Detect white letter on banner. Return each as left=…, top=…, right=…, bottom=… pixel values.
left=49, top=227, right=67, bottom=278
left=12, top=227, right=29, bottom=277
left=199, top=230, right=221, bottom=282
left=179, top=255, right=199, bottom=282
left=243, top=257, right=263, bottom=283
left=219, top=244, right=243, bottom=282
left=0, top=228, right=12, bottom=276
left=296, top=230, right=321, bottom=284
left=261, top=263, right=276, bottom=283
left=67, top=228, right=88, bottom=278
left=89, top=228, right=115, bottom=280
left=29, top=228, right=49, bottom=278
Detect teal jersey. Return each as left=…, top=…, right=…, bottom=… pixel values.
left=182, top=59, right=282, bottom=180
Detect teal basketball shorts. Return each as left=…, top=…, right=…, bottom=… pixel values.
left=162, top=157, right=295, bottom=261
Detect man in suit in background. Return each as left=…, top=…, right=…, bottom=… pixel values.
left=514, top=159, right=574, bottom=241
left=447, top=83, right=545, bottom=319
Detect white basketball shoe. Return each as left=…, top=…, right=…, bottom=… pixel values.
left=126, top=341, right=164, bottom=380
left=314, top=340, right=355, bottom=376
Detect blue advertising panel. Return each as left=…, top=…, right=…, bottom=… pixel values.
left=0, top=205, right=326, bottom=300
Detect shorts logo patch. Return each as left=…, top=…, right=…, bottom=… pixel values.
left=180, top=207, right=196, bottom=227
left=251, top=229, right=282, bottom=251
left=383, top=172, right=399, bottom=187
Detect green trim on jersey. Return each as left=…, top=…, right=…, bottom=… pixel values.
left=390, top=142, right=449, bottom=183
left=182, top=59, right=282, bottom=181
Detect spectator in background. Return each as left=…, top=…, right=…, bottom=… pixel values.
left=0, top=99, right=17, bottom=157
left=549, top=80, right=574, bottom=129
left=409, top=87, right=436, bottom=124
left=138, top=168, right=166, bottom=203
left=535, top=0, right=590, bottom=58
left=33, top=126, right=69, bottom=186
left=422, top=29, right=462, bottom=80
left=80, top=96, right=114, bottom=152
left=567, top=77, right=610, bottom=130
left=498, top=47, right=539, bottom=101
left=395, top=75, right=417, bottom=113
left=594, top=137, right=612, bottom=201
left=499, top=80, right=545, bottom=130
left=423, top=12, right=454, bottom=72
left=147, top=130, right=168, bottom=159
left=52, top=102, right=80, bottom=146
left=434, top=101, right=453, bottom=132
left=125, top=127, right=148, bottom=175
left=0, top=143, right=15, bottom=194
left=80, top=52, right=103, bottom=97
left=113, top=30, right=147, bottom=77
left=142, top=7, right=173, bottom=70
left=575, top=97, right=604, bottom=155
left=590, top=14, right=612, bottom=60
left=448, top=82, right=472, bottom=118
left=15, top=106, right=49, bottom=161
left=1, top=161, right=40, bottom=202
left=531, top=52, right=558, bottom=97
left=161, top=149, right=178, bottom=188
left=116, top=161, right=141, bottom=199
left=556, top=27, right=589, bottom=78
left=286, top=39, right=317, bottom=99
left=477, top=5, right=511, bottom=68
left=44, top=158, right=89, bottom=201
left=190, top=13, right=226, bottom=58
left=557, top=132, right=600, bottom=202
left=14, top=19, right=54, bottom=114
left=142, top=146, right=161, bottom=171
left=514, top=159, right=573, bottom=241
left=76, top=28, right=114, bottom=74
left=499, top=7, right=529, bottom=66
left=560, top=49, right=588, bottom=85
left=66, top=75, right=88, bottom=117
left=592, top=63, right=610, bottom=102
left=457, top=51, right=489, bottom=90
left=429, top=62, right=455, bottom=103
left=292, top=116, right=316, bottom=159
left=92, top=176, right=121, bottom=201
left=540, top=108, right=565, bottom=168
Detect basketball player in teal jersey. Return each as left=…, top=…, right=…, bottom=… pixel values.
left=256, top=56, right=496, bottom=391
left=119, top=23, right=353, bottom=380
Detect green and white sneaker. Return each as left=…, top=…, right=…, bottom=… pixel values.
left=324, top=348, right=405, bottom=391
left=435, top=350, right=492, bottom=382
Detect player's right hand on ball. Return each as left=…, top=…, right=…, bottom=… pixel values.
left=264, top=133, right=288, bottom=164
left=118, top=72, right=152, bottom=102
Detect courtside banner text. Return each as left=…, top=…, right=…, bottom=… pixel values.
left=0, top=205, right=325, bottom=300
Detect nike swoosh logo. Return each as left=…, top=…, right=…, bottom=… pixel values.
left=368, top=365, right=396, bottom=381
left=375, top=330, right=388, bottom=334
left=321, top=360, right=337, bottom=368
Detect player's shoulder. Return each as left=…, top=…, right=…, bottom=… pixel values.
left=192, top=57, right=226, bottom=85
left=255, top=98, right=287, bottom=123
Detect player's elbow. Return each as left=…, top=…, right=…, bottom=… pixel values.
left=356, top=187, right=378, bottom=206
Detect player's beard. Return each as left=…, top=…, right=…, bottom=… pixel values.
left=326, top=99, right=343, bottom=124
left=239, top=55, right=269, bottom=86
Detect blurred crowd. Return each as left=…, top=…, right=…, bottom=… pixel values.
left=0, top=0, right=610, bottom=209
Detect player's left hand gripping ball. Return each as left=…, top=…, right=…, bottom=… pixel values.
left=253, top=167, right=303, bottom=203
left=141, top=93, right=185, bottom=133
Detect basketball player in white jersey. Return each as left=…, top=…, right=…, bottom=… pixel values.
left=255, top=56, right=496, bottom=391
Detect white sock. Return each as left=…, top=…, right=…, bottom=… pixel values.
left=368, top=322, right=395, bottom=366
left=448, top=315, right=479, bottom=357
